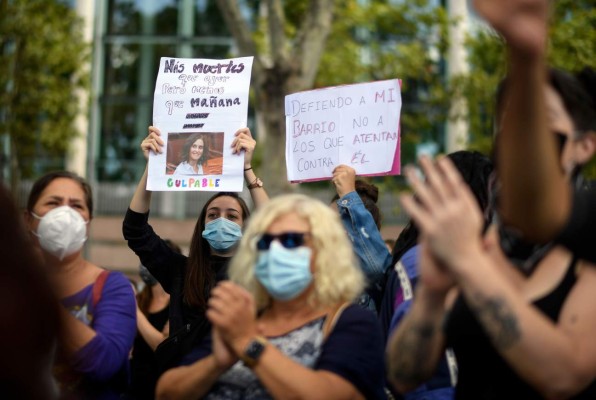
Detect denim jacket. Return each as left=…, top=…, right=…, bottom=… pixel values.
left=336, top=191, right=392, bottom=311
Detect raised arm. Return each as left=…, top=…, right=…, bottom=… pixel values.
left=123, top=126, right=186, bottom=291
left=130, top=126, right=164, bottom=213
left=232, top=127, right=269, bottom=208
left=403, top=156, right=596, bottom=398
left=474, top=0, right=571, bottom=241
left=332, top=165, right=392, bottom=282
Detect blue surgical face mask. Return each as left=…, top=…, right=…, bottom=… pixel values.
left=255, top=241, right=313, bottom=301
left=202, top=217, right=243, bottom=251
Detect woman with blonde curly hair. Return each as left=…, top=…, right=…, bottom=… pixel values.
left=156, top=194, right=387, bottom=399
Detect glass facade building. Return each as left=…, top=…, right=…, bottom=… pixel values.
left=90, top=0, right=234, bottom=183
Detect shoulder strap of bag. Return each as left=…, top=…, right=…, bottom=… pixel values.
left=322, top=302, right=350, bottom=340
left=92, top=269, right=110, bottom=308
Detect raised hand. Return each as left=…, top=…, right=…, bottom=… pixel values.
left=230, top=127, right=256, bottom=169
left=473, top=0, right=549, bottom=58
left=141, top=126, right=165, bottom=160
left=400, top=156, right=485, bottom=271
left=332, top=165, right=357, bottom=198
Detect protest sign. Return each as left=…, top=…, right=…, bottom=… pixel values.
left=147, top=56, right=253, bottom=191
left=285, top=79, right=401, bottom=182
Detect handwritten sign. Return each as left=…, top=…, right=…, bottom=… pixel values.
left=147, top=56, right=254, bottom=191
left=284, top=79, right=401, bottom=182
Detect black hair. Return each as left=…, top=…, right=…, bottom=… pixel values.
left=551, top=68, right=596, bottom=136
left=179, top=133, right=210, bottom=166
left=392, top=151, right=494, bottom=265
left=26, top=171, right=93, bottom=218
left=496, top=67, right=596, bottom=138
left=331, top=180, right=382, bottom=229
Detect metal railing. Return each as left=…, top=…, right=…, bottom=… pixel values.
left=15, top=180, right=408, bottom=224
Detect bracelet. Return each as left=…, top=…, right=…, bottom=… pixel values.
left=244, top=166, right=252, bottom=171
left=247, top=177, right=264, bottom=189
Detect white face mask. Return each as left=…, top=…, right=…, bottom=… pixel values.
left=31, top=205, right=88, bottom=261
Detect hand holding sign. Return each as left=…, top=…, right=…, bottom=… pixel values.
left=332, top=165, right=357, bottom=198
left=142, top=126, right=164, bottom=160
left=230, top=127, right=256, bottom=169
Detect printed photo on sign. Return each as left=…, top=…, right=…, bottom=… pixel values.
left=165, top=132, right=224, bottom=176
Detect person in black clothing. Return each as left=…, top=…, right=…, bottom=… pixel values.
left=123, top=125, right=269, bottom=382
left=127, top=239, right=179, bottom=399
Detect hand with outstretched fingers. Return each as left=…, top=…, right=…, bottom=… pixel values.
left=400, top=156, right=485, bottom=272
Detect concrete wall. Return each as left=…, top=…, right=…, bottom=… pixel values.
left=88, top=215, right=405, bottom=276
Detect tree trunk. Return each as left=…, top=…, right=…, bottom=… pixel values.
left=216, top=0, right=336, bottom=196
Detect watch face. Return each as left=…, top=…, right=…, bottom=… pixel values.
left=246, top=339, right=265, bottom=358
left=243, top=337, right=267, bottom=367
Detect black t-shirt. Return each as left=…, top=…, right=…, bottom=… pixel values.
left=181, top=304, right=387, bottom=400
left=557, top=187, right=596, bottom=264
left=129, top=305, right=169, bottom=399
left=444, top=258, right=596, bottom=399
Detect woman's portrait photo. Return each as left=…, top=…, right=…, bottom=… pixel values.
left=166, top=132, right=224, bottom=175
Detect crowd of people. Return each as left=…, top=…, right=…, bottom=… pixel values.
left=3, top=0, right=595, bottom=399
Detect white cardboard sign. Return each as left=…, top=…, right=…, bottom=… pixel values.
left=285, top=79, right=401, bottom=182
left=147, top=56, right=254, bottom=191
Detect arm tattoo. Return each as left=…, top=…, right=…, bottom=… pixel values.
left=389, top=321, right=437, bottom=385
left=470, top=292, right=521, bottom=350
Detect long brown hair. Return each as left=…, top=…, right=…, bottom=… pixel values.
left=183, top=192, right=250, bottom=310
left=179, top=133, right=210, bottom=166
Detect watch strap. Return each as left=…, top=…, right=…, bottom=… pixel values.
left=240, top=335, right=268, bottom=368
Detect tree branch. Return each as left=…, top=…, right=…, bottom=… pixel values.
left=292, top=0, right=336, bottom=90
left=266, top=0, right=288, bottom=66
left=216, top=0, right=264, bottom=80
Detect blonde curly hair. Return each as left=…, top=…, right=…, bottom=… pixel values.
left=228, top=193, right=364, bottom=309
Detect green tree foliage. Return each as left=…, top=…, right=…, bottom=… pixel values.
left=217, top=0, right=336, bottom=194
left=462, top=0, right=596, bottom=175
left=314, top=0, right=451, bottom=197
left=0, top=0, right=88, bottom=189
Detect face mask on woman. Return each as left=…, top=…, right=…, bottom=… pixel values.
left=31, top=205, right=88, bottom=261
left=202, top=217, right=243, bottom=251
left=255, top=241, right=313, bottom=301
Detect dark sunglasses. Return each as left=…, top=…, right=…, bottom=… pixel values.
left=256, top=232, right=310, bottom=250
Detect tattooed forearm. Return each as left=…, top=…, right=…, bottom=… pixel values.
left=469, top=292, right=521, bottom=350
left=388, top=321, right=438, bottom=385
